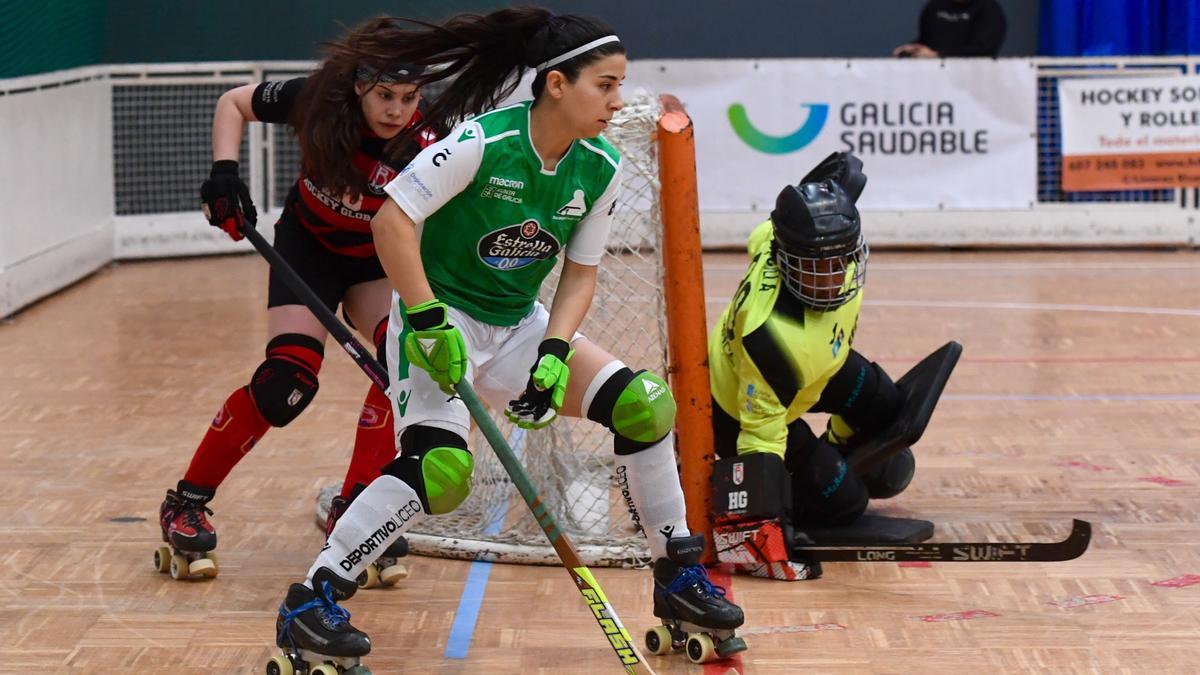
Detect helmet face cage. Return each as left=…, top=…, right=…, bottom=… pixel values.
left=775, top=236, right=869, bottom=310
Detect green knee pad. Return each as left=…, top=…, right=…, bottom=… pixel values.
left=612, top=371, right=676, bottom=443
left=420, top=446, right=474, bottom=515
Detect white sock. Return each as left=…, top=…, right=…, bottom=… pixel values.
left=306, top=474, right=425, bottom=586
left=615, top=432, right=690, bottom=560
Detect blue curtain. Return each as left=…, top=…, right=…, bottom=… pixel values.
left=1039, top=0, right=1200, bottom=56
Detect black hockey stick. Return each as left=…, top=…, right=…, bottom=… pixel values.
left=793, top=519, right=1091, bottom=563
left=239, top=223, right=389, bottom=394
left=238, top=222, right=656, bottom=675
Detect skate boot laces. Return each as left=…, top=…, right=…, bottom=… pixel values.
left=666, top=564, right=727, bottom=600
left=278, top=580, right=353, bottom=645
left=178, top=504, right=213, bottom=531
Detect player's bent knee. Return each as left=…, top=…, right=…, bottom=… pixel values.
left=384, top=425, right=474, bottom=515
left=248, top=333, right=324, bottom=427
left=863, top=447, right=914, bottom=499
left=587, top=367, right=676, bottom=454
left=792, top=441, right=868, bottom=527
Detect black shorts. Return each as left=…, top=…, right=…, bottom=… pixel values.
left=267, top=211, right=387, bottom=311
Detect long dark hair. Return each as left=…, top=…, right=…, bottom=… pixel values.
left=291, top=17, right=424, bottom=201
left=336, top=7, right=625, bottom=140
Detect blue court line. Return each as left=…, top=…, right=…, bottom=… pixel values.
left=444, top=427, right=527, bottom=660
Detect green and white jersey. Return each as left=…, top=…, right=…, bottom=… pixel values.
left=383, top=100, right=623, bottom=326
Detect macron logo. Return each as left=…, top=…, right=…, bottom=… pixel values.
left=488, top=176, right=524, bottom=190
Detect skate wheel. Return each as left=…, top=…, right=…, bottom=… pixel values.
left=265, top=654, right=295, bottom=675
left=379, top=563, right=408, bottom=586
left=686, top=633, right=717, bottom=664
left=189, top=557, right=218, bottom=578
left=645, top=625, right=674, bottom=656
left=169, top=554, right=190, bottom=580
left=205, top=551, right=219, bottom=571
left=357, top=564, right=380, bottom=589
left=311, top=664, right=339, bottom=675
left=154, top=546, right=172, bottom=573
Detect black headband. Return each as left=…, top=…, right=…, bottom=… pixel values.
left=355, top=63, right=425, bottom=84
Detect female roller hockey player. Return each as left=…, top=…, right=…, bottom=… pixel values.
left=268, top=8, right=745, bottom=672
left=156, top=18, right=436, bottom=583
left=707, top=154, right=925, bottom=581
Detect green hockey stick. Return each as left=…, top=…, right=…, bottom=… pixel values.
left=455, top=380, right=656, bottom=675
left=238, top=221, right=654, bottom=673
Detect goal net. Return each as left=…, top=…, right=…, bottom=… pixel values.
left=318, top=91, right=689, bottom=568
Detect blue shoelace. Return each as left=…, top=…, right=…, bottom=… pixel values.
left=665, top=564, right=727, bottom=599
left=278, top=580, right=353, bottom=645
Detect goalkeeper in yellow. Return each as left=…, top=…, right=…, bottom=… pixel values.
left=706, top=153, right=956, bottom=580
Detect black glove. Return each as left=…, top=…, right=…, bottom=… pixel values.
left=200, top=160, right=257, bottom=241
left=505, top=338, right=573, bottom=429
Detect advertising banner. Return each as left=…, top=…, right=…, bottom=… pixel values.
left=627, top=59, right=1037, bottom=211
left=1058, top=74, right=1200, bottom=191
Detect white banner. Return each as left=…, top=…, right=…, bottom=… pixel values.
left=1059, top=74, right=1200, bottom=155
left=626, top=59, right=1037, bottom=211
left=1057, top=74, right=1200, bottom=191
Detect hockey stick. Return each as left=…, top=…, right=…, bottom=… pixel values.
left=239, top=224, right=389, bottom=395
left=456, top=380, right=655, bottom=675
left=239, top=223, right=656, bottom=674
left=794, top=519, right=1091, bottom=563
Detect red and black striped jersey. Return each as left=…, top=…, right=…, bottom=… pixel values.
left=251, top=78, right=437, bottom=257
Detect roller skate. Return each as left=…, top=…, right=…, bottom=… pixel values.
left=154, top=480, right=219, bottom=580
left=268, top=567, right=372, bottom=675
left=325, top=492, right=408, bottom=589
left=644, top=534, right=747, bottom=664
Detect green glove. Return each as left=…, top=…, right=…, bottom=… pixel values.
left=505, top=337, right=573, bottom=429
left=403, top=300, right=467, bottom=395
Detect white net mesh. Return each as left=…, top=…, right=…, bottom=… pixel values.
left=403, top=91, right=669, bottom=567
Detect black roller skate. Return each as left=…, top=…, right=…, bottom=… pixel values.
left=644, top=534, right=747, bottom=664
left=268, top=567, right=372, bottom=675
left=154, top=480, right=219, bottom=580
left=325, top=492, right=409, bottom=589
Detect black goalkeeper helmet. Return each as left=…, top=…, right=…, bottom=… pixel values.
left=770, top=179, right=868, bottom=311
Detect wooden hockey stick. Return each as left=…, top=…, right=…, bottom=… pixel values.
left=240, top=222, right=656, bottom=674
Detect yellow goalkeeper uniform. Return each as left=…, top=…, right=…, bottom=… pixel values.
left=708, top=220, right=863, bottom=459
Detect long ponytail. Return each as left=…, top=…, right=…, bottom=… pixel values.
left=334, top=7, right=624, bottom=137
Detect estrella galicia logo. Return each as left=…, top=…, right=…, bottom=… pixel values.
left=728, top=102, right=829, bottom=154
left=477, top=219, right=560, bottom=271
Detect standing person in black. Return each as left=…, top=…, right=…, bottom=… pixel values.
left=893, top=0, right=1007, bottom=58
left=154, top=16, right=436, bottom=586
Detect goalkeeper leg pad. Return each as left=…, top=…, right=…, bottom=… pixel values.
left=383, top=425, right=473, bottom=515
left=788, top=431, right=869, bottom=528
left=711, top=453, right=818, bottom=581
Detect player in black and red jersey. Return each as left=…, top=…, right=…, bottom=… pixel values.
left=154, top=17, right=437, bottom=583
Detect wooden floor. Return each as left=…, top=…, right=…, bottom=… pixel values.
left=3, top=249, right=1199, bottom=674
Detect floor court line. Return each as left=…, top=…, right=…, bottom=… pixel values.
left=444, top=427, right=528, bottom=660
